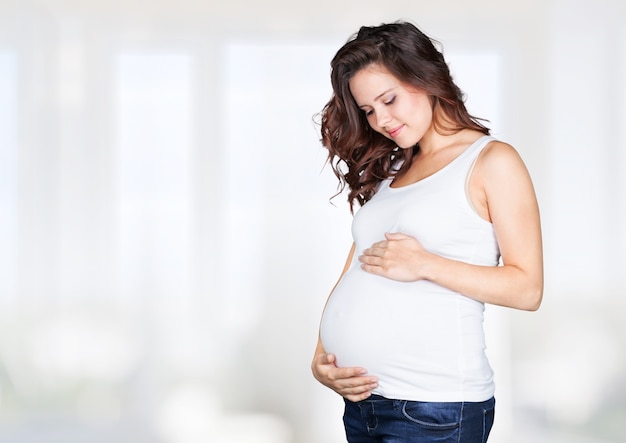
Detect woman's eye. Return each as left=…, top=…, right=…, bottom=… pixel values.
left=384, top=96, right=396, bottom=106
left=365, top=109, right=374, bottom=116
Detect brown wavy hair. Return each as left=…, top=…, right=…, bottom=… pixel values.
left=319, top=21, right=489, bottom=212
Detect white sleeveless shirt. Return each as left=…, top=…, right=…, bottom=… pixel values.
left=320, top=136, right=499, bottom=402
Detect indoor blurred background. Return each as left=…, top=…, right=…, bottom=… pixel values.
left=0, top=0, right=625, bottom=442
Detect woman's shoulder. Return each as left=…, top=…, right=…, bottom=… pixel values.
left=475, top=139, right=532, bottom=186
left=478, top=139, right=523, bottom=166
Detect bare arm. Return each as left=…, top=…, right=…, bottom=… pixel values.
left=311, top=243, right=379, bottom=401
left=359, top=142, right=544, bottom=311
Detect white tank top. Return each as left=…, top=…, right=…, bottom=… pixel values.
left=320, top=136, right=499, bottom=402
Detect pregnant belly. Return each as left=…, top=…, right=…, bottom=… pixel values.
left=319, top=267, right=459, bottom=374
left=320, top=267, right=492, bottom=400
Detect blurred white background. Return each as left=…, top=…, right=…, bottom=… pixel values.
left=0, top=0, right=625, bottom=442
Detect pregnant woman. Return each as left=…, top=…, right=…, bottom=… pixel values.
left=311, top=21, right=543, bottom=443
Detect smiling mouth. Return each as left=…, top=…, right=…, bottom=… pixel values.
left=387, top=125, right=403, bottom=138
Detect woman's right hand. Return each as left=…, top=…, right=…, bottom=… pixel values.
left=311, top=352, right=378, bottom=402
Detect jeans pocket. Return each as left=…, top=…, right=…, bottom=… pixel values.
left=400, top=400, right=461, bottom=430
left=482, top=400, right=496, bottom=442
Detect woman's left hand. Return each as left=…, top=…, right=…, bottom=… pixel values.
left=359, top=232, right=429, bottom=282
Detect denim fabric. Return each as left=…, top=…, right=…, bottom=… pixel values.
left=343, top=395, right=495, bottom=443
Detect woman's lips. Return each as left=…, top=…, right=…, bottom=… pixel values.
left=388, top=125, right=404, bottom=138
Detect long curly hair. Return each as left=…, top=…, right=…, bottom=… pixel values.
left=320, top=21, right=489, bottom=212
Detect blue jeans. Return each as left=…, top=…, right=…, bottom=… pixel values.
left=343, top=395, right=495, bottom=443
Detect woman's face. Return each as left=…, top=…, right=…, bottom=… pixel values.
left=349, top=64, right=433, bottom=149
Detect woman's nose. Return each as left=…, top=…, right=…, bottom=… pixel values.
left=376, top=109, right=391, bottom=128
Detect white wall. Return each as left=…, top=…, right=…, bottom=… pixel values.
left=0, top=1, right=624, bottom=442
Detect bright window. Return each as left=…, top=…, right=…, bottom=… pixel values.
left=114, top=53, right=193, bottom=302
left=0, top=51, right=18, bottom=306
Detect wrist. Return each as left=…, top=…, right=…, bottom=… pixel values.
left=419, top=251, right=439, bottom=282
